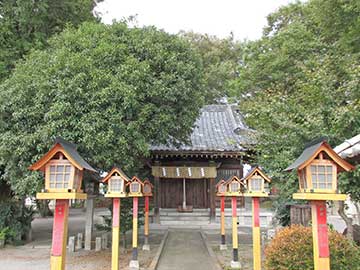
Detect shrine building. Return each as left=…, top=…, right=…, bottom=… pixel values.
left=149, top=104, right=255, bottom=223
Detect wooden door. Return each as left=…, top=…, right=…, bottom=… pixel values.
left=160, top=179, right=209, bottom=208
left=160, top=179, right=183, bottom=208
left=186, top=179, right=209, bottom=208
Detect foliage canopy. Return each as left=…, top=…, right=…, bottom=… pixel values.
left=0, top=0, right=100, bottom=80
left=232, top=0, right=360, bottom=225
left=179, top=31, right=243, bottom=102
left=0, top=22, right=205, bottom=197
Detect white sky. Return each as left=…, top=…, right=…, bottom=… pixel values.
left=96, top=0, right=303, bottom=41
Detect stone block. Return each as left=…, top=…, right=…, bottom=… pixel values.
left=68, top=236, right=76, bottom=252
left=76, top=233, right=83, bottom=250
left=95, top=237, right=102, bottom=251
left=101, top=233, right=108, bottom=249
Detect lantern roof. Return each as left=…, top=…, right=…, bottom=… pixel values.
left=102, top=167, right=131, bottom=183
left=225, top=175, right=244, bottom=186
left=215, top=179, right=227, bottom=188
left=143, top=179, right=153, bottom=187
left=127, top=176, right=144, bottom=186
left=285, top=140, right=355, bottom=172
left=243, top=166, right=271, bottom=183
left=29, top=137, right=96, bottom=172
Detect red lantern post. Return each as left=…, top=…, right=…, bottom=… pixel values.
left=29, top=138, right=96, bottom=270
left=102, top=167, right=130, bottom=270
left=216, top=179, right=228, bottom=250
left=243, top=166, right=271, bottom=270
left=142, top=179, right=153, bottom=251
left=127, top=176, right=144, bottom=270
left=286, top=140, right=355, bottom=270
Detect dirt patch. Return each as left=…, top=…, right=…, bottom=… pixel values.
left=204, top=231, right=267, bottom=270
left=0, top=235, right=164, bottom=270
left=66, top=248, right=156, bottom=270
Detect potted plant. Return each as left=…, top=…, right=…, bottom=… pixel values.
left=0, top=227, right=8, bottom=248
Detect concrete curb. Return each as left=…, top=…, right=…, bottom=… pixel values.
left=147, top=230, right=169, bottom=270
left=200, top=231, right=223, bottom=270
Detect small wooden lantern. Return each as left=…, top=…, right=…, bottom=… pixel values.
left=225, top=176, right=244, bottom=196
left=216, top=179, right=227, bottom=196
left=285, top=140, right=355, bottom=200
left=127, top=176, right=144, bottom=197
left=29, top=137, right=96, bottom=200
left=242, top=166, right=271, bottom=197
left=102, top=167, right=130, bottom=198
left=143, top=179, right=153, bottom=197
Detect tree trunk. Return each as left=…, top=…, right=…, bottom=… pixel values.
left=338, top=201, right=353, bottom=240
left=37, top=200, right=52, bottom=217
left=121, top=231, right=127, bottom=253
left=355, top=202, right=360, bottom=225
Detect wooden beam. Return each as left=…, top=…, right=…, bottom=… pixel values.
left=209, top=178, right=216, bottom=221
left=154, top=175, right=160, bottom=223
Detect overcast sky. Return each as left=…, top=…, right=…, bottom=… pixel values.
left=96, top=0, right=303, bottom=41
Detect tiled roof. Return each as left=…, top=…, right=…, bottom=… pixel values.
left=55, top=137, right=96, bottom=172
left=284, top=141, right=325, bottom=171
left=151, top=104, right=255, bottom=153
left=334, top=134, right=360, bottom=160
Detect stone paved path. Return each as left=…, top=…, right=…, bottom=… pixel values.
left=157, top=230, right=217, bottom=270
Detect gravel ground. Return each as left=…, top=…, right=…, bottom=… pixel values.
left=205, top=228, right=267, bottom=270
left=0, top=208, right=165, bottom=270
left=0, top=246, right=157, bottom=270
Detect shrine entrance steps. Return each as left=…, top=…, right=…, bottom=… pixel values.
left=156, top=230, right=217, bottom=270
left=159, top=208, right=210, bottom=226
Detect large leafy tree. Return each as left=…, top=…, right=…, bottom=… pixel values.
left=232, top=0, right=360, bottom=226
left=0, top=0, right=100, bottom=80
left=0, top=22, right=205, bottom=197
left=179, top=31, right=244, bottom=102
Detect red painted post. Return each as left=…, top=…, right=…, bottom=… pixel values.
left=131, top=197, right=139, bottom=265
left=220, top=196, right=227, bottom=250
left=311, top=200, right=330, bottom=270
left=231, top=196, right=240, bottom=268
left=252, top=197, right=261, bottom=270
left=51, top=199, right=70, bottom=270
left=112, top=198, right=120, bottom=270
left=143, top=196, right=150, bottom=250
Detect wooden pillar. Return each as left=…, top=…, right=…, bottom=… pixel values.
left=220, top=196, right=227, bottom=250
left=182, top=178, right=187, bottom=209
left=154, top=175, right=160, bottom=223
left=129, top=197, right=139, bottom=269
left=231, top=196, right=240, bottom=268
left=112, top=198, right=120, bottom=270
left=84, top=197, right=94, bottom=251
left=50, top=199, right=69, bottom=270
left=252, top=197, right=261, bottom=270
left=209, top=178, right=216, bottom=221
left=311, top=200, right=330, bottom=270
left=143, top=196, right=150, bottom=250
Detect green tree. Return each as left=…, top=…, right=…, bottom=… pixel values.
left=179, top=31, right=244, bottom=102
left=0, top=0, right=101, bottom=80
left=0, top=22, right=205, bottom=198
left=232, top=0, right=360, bottom=226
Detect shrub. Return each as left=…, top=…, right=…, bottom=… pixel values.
left=265, top=225, right=360, bottom=270
left=0, top=200, right=35, bottom=244
left=0, top=227, right=9, bottom=239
